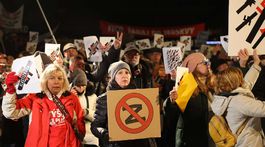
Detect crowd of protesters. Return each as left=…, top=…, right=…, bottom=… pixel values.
left=0, top=31, right=265, bottom=147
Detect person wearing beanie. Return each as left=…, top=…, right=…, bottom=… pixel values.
left=107, top=60, right=131, bottom=82
left=70, top=68, right=99, bottom=147
left=91, top=60, right=155, bottom=147
left=181, top=52, right=209, bottom=73
left=163, top=52, right=214, bottom=147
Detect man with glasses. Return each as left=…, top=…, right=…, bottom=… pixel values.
left=123, top=45, right=153, bottom=88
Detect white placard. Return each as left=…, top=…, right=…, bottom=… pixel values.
left=175, top=67, right=189, bottom=91
left=135, top=39, right=152, bottom=50
left=83, top=36, right=102, bottom=62
left=228, top=0, right=265, bottom=56
left=154, top=34, right=164, bottom=48
left=11, top=56, right=41, bottom=94
left=162, top=46, right=183, bottom=74
left=220, top=35, right=228, bottom=53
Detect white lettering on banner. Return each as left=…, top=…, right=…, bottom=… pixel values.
left=151, top=30, right=162, bottom=34
left=127, top=27, right=151, bottom=36
left=50, top=108, right=65, bottom=126
left=163, top=27, right=195, bottom=36
left=107, top=25, right=124, bottom=33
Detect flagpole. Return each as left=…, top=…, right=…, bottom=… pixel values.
left=36, top=0, right=57, bottom=44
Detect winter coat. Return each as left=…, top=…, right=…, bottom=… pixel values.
left=211, top=64, right=265, bottom=147
left=2, top=91, right=85, bottom=147
left=163, top=91, right=209, bottom=147
left=90, top=80, right=152, bottom=147
left=78, top=92, right=99, bottom=146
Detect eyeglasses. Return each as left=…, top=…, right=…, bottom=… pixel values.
left=198, top=60, right=211, bottom=66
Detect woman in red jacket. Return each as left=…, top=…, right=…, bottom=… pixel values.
left=2, top=63, right=85, bottom=147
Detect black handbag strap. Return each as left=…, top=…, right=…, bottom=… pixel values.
left=51, top=94, right=72, bottom=123
left=51, top=94, right=84, bottom=141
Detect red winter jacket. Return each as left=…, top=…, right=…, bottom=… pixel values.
left=2, top=91, right=85, bottom=147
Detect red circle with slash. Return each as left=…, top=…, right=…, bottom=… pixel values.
left=115, top=93, right=153, bottom=134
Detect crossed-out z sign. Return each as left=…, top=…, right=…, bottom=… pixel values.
left=107, top=88, right=160, bottom=141
left=229, top=0, right=265, bottom=56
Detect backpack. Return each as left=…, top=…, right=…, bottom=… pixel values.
left=209, top=115, right=236, bottom=147
left=209, top=113, right=250, bottom=147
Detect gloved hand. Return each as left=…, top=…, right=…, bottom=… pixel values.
left=102, top=130, right=109, bottom=142
left=5, top=72, right=19, bottom=94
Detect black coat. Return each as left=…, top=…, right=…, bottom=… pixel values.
left=90, top=80, right=152, bottom=147
left=163, top=93, right=209, bottom=147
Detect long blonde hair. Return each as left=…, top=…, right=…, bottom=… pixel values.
left=40, top=64, right=69, bottom=93
left=213, top=67, right=244, bottom=94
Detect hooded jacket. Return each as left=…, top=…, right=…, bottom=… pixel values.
left=211, top=64, right=265, bottom=147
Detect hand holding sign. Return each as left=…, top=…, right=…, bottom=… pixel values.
left=176, top=72, right=198, bottom=112
left=238, top=48, right=249, bottom=68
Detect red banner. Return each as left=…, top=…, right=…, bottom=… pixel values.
left=100, top=20, right=205, bottom=38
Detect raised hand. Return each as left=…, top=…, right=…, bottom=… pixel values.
left=252, top=49, right=260, bottom=66
left=5, top=72, right=19, bottom=94
left=169, top=87, right=178, bottom=103
left=70, top=88, right=78, bottom=96
left=238, top=48, right=249, bottom=68
left=114, top=32, right=123, bottom=49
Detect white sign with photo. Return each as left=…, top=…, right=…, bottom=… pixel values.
left=44, top=43, right=61, bottom=62
left=74, top=39, right=85, bottom=51
left=100, top=36, right=115, bottom=46
left=11, top=56, right=41, bottom=94
left=180, top=36, right=192, bottom=51
left=83, top=36, right=102, bottom=62
left=29, top=31, right=39, bottom=42
left=135, top=39, right=152, bottom=50
left=154, top=34, right=164, bottom=48
left=163, top=41, right=173, bottom=47
left=26, top=42, right=38, bottom=54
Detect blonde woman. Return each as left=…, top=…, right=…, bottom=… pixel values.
left=211, top=50, right=265, bottom=147
left=2, top=64, right=85, bottom=147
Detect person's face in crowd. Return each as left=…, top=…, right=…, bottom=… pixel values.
left=0, top=57, right=7, bottom=74
left=124, top=50, right=140, bottom=67
left=196, top=60, right=210, bottom=76
left=73, top=85, right=86, bottom=94
left=146, top=52, right=162, bottom=64
left=75, top=59, right=85, bottom=70
left=64, top=48, right=78, bottom=60
left=70, top=58, right=85, bottom=72
left=7, top=56, right=14, bottom=65
left=47, top=71, right=64, bottom=95
left=115, top=68, right=131, bottom=88
left=217, top=63, right=229, bottom=72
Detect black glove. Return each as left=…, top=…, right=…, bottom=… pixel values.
left=102, top=130, right=109, bottom=142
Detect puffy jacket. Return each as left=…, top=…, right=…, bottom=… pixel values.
left=90, top=80, right=153, bottom=147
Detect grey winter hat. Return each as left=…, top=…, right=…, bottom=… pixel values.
left=108, top=61, right=131, bottom=80
left=70, top=68, right=87, bottom=86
